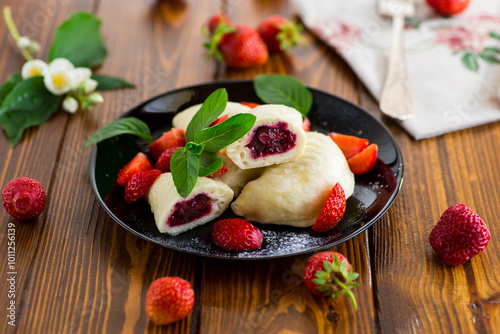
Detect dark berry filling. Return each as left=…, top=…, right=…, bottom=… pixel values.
left=246, top=122, right=296, bottom=159
left=167, top=193, right=212, bottom=227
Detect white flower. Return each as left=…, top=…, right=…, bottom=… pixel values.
left=88, top=92, right=104, bottom=105
left=62, top=96, right=79, bottom=114
left=72, top=67, right=92, bottom=90
left=43, top=64, right=76, bottom=95
left=48, top=58, right=75, bottom=72
left=81, top=78, right=98, bottom=93
left=21, top=59, right=48, bottom=79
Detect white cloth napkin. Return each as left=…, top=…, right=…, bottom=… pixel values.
left=291, top=0, right=500, bottom=139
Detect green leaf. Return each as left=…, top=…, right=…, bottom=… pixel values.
left=170, top=144, right=203, bottom=198
left=0, top=73, right=22, bottom=105
left=198, top=152, right=223, bottom=177
left=479, top=47, right=500, bottom=64
left=0, top=77, right=60, bottom=147
left=49, top=12, right=107, bottom=68
left=254, top=74, right=313, bottom=117
left=91, top=74, right=135, bottom=91
left=461, top=53, right=479, bottom=72
left=185, top=88, right=228, bottom=142
left=83, top=117, right=153, bottom=148
left=490, top=31, right=500, bottom=40
left=194, top=113, right=256, bottom=153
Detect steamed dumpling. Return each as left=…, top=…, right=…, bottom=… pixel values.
left=172, top=102, right=251, bottom=131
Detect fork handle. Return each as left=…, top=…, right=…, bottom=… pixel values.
left=379, top=14, right=415, bottom=120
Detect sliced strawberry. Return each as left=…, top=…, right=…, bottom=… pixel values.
left=312, top=183, right=346, bottom=232
left=302, top=117, right=311, bottom=132
left=211, top=218, right=263, bottom=251
left=207, top=165, right=228, bottom=178
left=329, top=132, right=369, bottom=159
left=347, top=143, right=378, bottom=175
left=117, top=152, right=153, bottom=187
left=155, top=146, right=183, bottom=173
left=149, top=128, right=186, bottom=159
left=240, top=101, right=260, bottom=109
left=209, top=114, right=229, bottom=127
left=124, top=169, right=161, bottom=204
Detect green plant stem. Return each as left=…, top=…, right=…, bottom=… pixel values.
left=333, top=278, right=358, bottom=311
left=3, top=6, right=33, bottom=61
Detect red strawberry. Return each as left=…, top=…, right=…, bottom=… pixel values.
left=211, top=218, right=263, bottom=251
left=2, top=177, right=46, bottom=221
left=149, top=128, right=186, bottom=159
left=155, top=147, right=182, bottom=173
left=426, top=0, right=470, bottom=16
left=347, top=143, right=378, bottom=175
left=209, top=114, right=229, bottom=127
left=117, top=152, right=153, bottom=187
left=240, top=101, right=260, bottom=109
left=207, top=165, right=228, bottom=179
left=429, top=204, right=491, bottom=266
left=207, top=13, right=231, bottom=35
left=207, top=25, right=269, bottom=69
left=312, top=183, right=346, bottom=232
left=124, top=169, right=161, bottom=204
left=302, top=117, right=311, bottom=132
left=257, top=15, right=307, bottom=53
left=145, top=277, right=195, bottom=325
left=304, top=251, right=359, bottom=310
left=329, top=132, right=369, bottom=159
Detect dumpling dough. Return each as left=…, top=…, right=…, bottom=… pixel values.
left=147, top=173, right=234, bottom=235
left=172, top=102, right=251, bottom=132
left=225, top=104, right=307, bottom=169
left=214, top=153, right=265, bottom=197
left=231, top=132, right=355, bottom=227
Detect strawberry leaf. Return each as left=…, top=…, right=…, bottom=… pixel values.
left=91, top=74, right=135, bottom=91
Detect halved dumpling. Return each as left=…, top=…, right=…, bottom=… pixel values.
left=225, top=104, right=306, bottom=169
left=172, top=102, right=251, bottom=132
left=147, top=173, right=234, bottom=235
left=231, top=132, right=355, bottom=228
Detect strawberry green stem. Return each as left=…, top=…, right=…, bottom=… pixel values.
left=3, top=6, right=33, bottom=61
left=334, top=278, right=358, bottom=311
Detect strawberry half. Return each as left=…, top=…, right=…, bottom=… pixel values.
left=257, top=15, right=307, bottom=53
left=347, top=143, right=378, bottom=175
left=207, top=165, right=228, bottom=179
left=312, top=183, right=346, bottom=232
left=304, top=251, right=359, bottom=310
left=155, top=146, right=183, bottom=173
left=302, top=117, right=311, bottom=132
left=124, top=169, right=161, bottom=204
left=211, top=218, right=263, bottom=251
left=209, top=114, right=229, bottom=127
left=146, top=277, right=195, bottom=325
left=240, top=101, right=260, bottom=109
left=2, top=177, right=46, bottom=221
left=426, top=0, right=470, bottom=16
left=117, top=152, right=153, bottom=187
left=429, top=204, right=491, bottom=266
left=149, top=128, right=186, bottom=159
left=329, top=132, right=369, bottom=159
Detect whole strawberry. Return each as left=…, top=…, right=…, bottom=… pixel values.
left=429, top=204, right=491, bottom=266
left=312, top=183, right=346, bottom=232
left=257, top=15, right=307, bottom=53
left=304, top=251, right=359, bottom=310
left=146, top=277, right=194, bottom=326
left=124, top=169, right=161, bottom=204
left=426, top=0, right=470, bottom=16
left=205, top=25, right=269, bottom=69
left=212, top=218, right=263, bottom=251
left=2, top=177, right=46, bottom=221
left=206, top=13, right=231, bottom=35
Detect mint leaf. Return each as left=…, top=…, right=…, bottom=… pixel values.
left=461, top=53, right=479, bottom=72
left=170, top=143, right=204, bottom=198
left=194, top=113, right=256, bottom=153
left=254, top=74, right=313, bottom=118
left=83, top=117, right=153, bottom=148
left=185, top=88, right=227, bottom=142
left=198, top=152, right=223, bottom=177
left=0, top=73, right=22, bottom=105
left=0, top=77, right=60, bottom=147
left=49, top=12, right=107, bottom=68
left=91, top=74, right=135, bottom=91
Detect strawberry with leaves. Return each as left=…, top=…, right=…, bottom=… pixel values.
left=257, top=15, right=307, bottom=54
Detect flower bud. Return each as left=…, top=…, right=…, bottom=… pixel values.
left=62, top=96, right=79, bottom=114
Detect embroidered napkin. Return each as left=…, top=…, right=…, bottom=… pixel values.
left=291, top=0, right=500, bottom=139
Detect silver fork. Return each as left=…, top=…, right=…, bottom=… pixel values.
left=378, top=0, right=415, bottom=120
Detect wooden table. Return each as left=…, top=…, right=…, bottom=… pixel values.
left=1, top=0, right=500, bottom=333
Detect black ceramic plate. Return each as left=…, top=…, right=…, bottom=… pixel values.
left=89, top=80, right=403, bottom=260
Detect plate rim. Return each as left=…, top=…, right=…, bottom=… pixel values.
left=89, top=79, right=404, bottom=260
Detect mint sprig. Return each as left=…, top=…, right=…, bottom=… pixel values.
left=171, top=89, right=256, bottom=198
left=254, top=74, right=313, bottom=118
left=83, top=117, right=152, bottom=148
